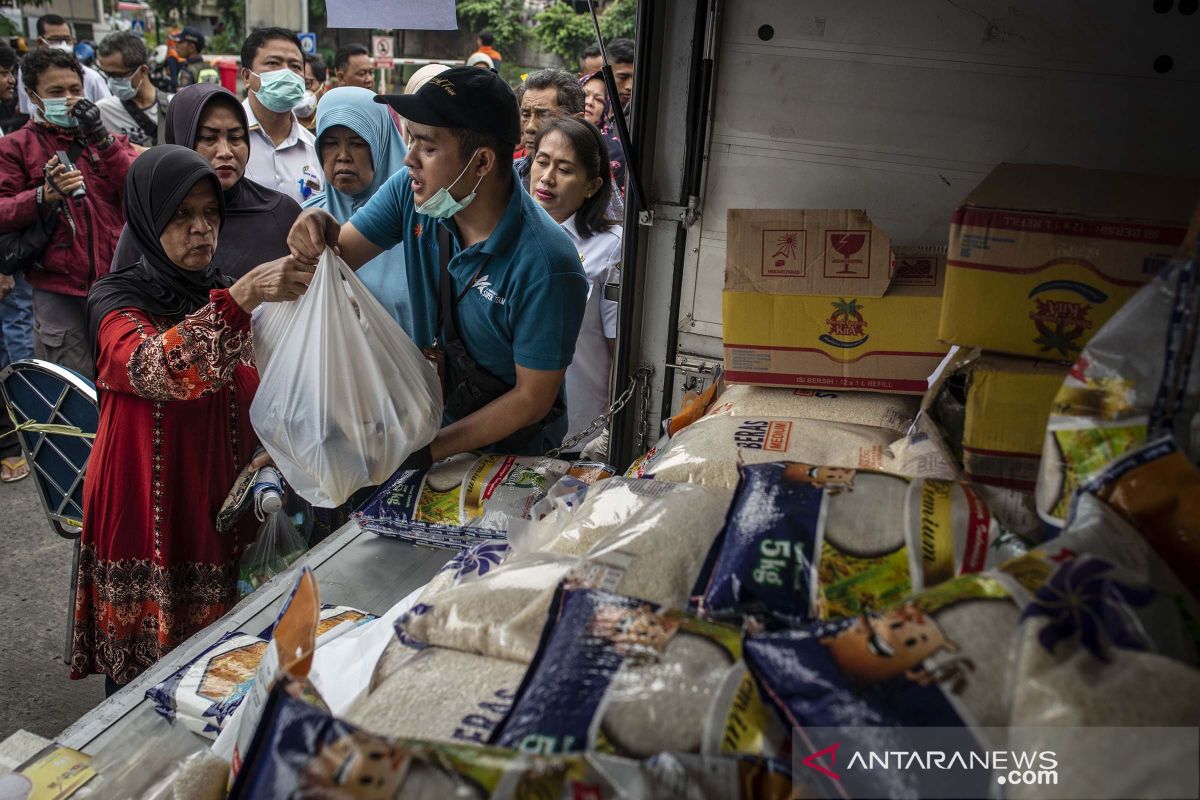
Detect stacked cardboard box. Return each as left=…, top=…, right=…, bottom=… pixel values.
left=933, top=163, right=1199, bottom=496
left=722, top=209, right=949, bottom=395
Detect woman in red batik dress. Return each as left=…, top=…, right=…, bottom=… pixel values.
left=71, top=145, right=314, bottom=694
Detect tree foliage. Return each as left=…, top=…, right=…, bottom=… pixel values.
left=532, top=0, right=637, bottom=65
left=147, top=0, right=192, bottom=19
left=456, top=0, right=528, bottom=52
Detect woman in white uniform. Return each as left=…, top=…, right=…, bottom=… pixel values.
left=528, top=116, right=622, bottom=449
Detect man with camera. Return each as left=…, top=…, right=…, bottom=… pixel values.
left=0, top=48, right=136, bottom=379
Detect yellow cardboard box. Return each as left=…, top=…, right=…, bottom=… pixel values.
left=939, top=164, right=1199, bottom=360
left=960, top=355, right=1069, bottom=492
left=723, top=209, right=949, bottom=395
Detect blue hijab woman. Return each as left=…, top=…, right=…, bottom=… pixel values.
left=303, top=87, right=413, bottom=333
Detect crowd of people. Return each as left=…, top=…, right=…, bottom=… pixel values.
left=0, top=22, right=638, bottom=693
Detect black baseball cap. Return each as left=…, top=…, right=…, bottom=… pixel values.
left=375, top=65, right=520, bottom=147
left=178, top=26, right=205, bottom=49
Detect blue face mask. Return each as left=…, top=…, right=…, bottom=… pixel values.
left=415, top=149, right=485, bottom=220
left=250, top=68, right=306, bottom=114
left=107, top=71, right=141, bottom=102
left=35, top=95, right=77, bottom=128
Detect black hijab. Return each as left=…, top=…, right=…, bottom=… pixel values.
left=108, top=84, right=302, bottom=280
left=87, top=146, right=227, bottom=350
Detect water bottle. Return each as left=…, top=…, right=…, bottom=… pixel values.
left=252, top=466, right=284, bottom=519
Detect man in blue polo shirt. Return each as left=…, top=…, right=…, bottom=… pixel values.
left=288, top=66, right=588, bottom=460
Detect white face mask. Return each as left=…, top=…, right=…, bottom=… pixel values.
left=294, top=90, right=318, bottom=119
left=47, top=41, right=74, bottom=53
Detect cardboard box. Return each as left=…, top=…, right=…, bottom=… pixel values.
left=960, top=355, right=1069, bottom=491
left=722, top=209, right=950, bottom=395
left=940, top=164, right=1199, bottom=359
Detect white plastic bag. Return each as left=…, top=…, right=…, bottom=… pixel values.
left=250, top=249, right=442, bottom=507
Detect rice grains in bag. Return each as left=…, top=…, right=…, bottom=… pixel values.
left=707, top=384, right=920, bottom=433
left=1003, top=488, right=1200, bottom=800
left=353, top=453, right=579, bottom=549
left=742, top=565, right=1044, bottom=799
left=693, top=462, right=1026, bottom=626
left=231, top=679, right=798, bottom=800
left=397, top=548, right=576, bottom=663
left=344, top=646, right=527, bottom=747
left=229, top=680, right=567, bottom=799
left=399, top=479, right=733, bottom=663
left=1036, top=254, right=1200, bottom=532
left=635, top=415, right=898, bottom=488
left=492, top=586, right=786, bottom=761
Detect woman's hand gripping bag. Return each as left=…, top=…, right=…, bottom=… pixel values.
left=251, top=249, right=442, bottom=507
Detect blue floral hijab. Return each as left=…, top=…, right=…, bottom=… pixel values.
left=303, top=87, right=414, bottom=335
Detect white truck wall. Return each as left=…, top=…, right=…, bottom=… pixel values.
left=639, top=0, right=1200, bottom=422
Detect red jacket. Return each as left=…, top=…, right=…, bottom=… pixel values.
left=0, top=121, right=136, bottom=297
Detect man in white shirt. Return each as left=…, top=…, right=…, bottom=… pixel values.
left=17, top=14, right=110, bottom=115
left=240, top=27, right=321, bottom=203
left=95, top=32, right=169, bottom=148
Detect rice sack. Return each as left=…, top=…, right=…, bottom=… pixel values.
left=630, top=415, right=898, bottom=488
left=1036, top=255, right=1200, bottom=532
left=148, top=604, right=371, bottom=739
left=693, top=462, right=1026, bottom=627
left=1005, top=488, right=1200, bottom=800
left=708, top=384, right=920, bottom=433
left=1069, top=436, right=1200, bottom=596
left=746, top=483, right=1200, bottom=800
left=398, top=480, right=733, bottom=663
left=743, top=566, right=1043, bottom=799
left=491, top=587, right=786, bottom=760
left=146, top=632, right=268, bottom=738
left=345, top=646, right=527, bottom=747
left=229, top=678, right=798, bottom=800
left=354, top=454, right=602, bottom=549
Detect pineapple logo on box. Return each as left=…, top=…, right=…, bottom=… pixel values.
left=1027, top=280, right=1106, bottom=358
left=819, top=298, right=869, bottom=349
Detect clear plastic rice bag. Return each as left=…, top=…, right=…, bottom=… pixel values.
left=237, top=510, right=307, bottom=596
left=228, top=678, right=797, bottom=800
left=632, top=414, right=899, bottom=488
left=250, top=249, right=442, bottom=507
left=353, top=453, right=577, bottom=549
left=693, top=462, right=1027, bottom=627
left=396, top=479, right=733, bottom=663
left=707, top=384, right=920, bottom=433
left=1036, top=253, right=1200, bottom=532
left=490, top=586, right=786, bottom=761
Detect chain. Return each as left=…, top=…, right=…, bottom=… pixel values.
left=546, top=364, right=654, bottom=459
left=636, top=363, right=652, bottom=452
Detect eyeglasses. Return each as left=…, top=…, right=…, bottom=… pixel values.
left=43, top=36, right=75, bottom=45
left=97, top=66, right=141, bottom=81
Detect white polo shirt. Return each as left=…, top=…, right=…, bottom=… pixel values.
left=561, top=215, right=623, bottom=447
left=242, top=97, right=321, bottom=204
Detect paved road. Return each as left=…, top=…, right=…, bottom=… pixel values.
left=0, top=475, right=104, bottom=741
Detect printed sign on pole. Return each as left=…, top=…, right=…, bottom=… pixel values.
left=327, top=0, right=456, bottom=30
left=371, top=35, right=395, bottom=60
left=298, top=32, right=318, bottom=54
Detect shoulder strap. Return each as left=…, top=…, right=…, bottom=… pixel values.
left=121, top=95, right=158, bottom=144
left=437, top=223, right=489, bottom=346
left=438, top=224, right=462, bottom=347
